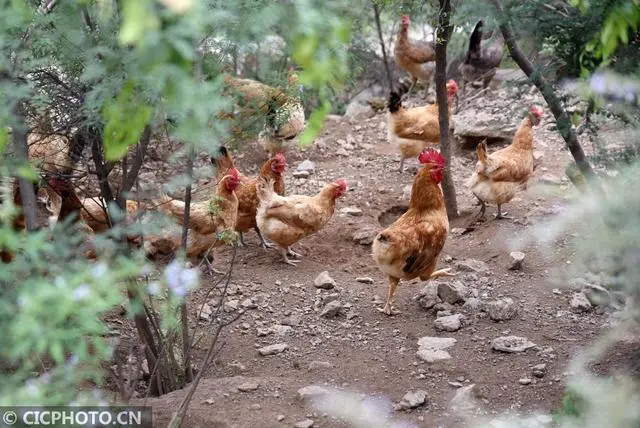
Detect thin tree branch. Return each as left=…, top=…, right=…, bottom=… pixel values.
left=490, top=0, right=600, bottom=190
left=373, top=2, right=394, bottom=93
left=122, top=125, right=151, bottom=194
left=12, top=103, right=38, bottom=231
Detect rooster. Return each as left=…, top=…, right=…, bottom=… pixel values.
left=394, top=14, right=436, bottom=96
left=255, top=177, right=347, bottom=265
left=459, top=20, right=505, bottom=99
left=467, top=105, right=543, bottom=220
left=145, top=169, right=241, bottom=271
left=372, top=149, right=454, bottom=315
left=212, top=146, right=287, bottom=247
left=387, top=79, right=458, bottom=172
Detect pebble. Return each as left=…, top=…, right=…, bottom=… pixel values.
left=294, top=419, right=314, bottom=428
left=491, top=336, right=536, bottom=353
left=308, top=361, right=333, bottom=371
left=296, top=159, right=316, bottom=173
left=297, top=385, right=329, bottom=401
left=449, top=384, right=477, bottom=412
left=455, top=258, right=490, bottom=273
left=416, top=283, right=441, bottom=310
left=532, top=363, right=547, bottom=378
left=570, top=292, right=592, bottom=312
left=320, top=300, right=343, bottom=319
left=396, top=390, right=428, bottom=410
left=277, top=415, right=285, bottom=422
left=314, top=271, right=336, bottom=289
left=238, top=382, right=259, bottom=392
left=509, top=251, right=525, bottom=270
left=293, top=170, right=310, bottom=179
left=258, top=343, right=288, bottom=356
left=434, top=314, right=464, bottom=332
left=416, top=336, right=456, bottom=363
left=487, top=297, right=518, bottom=321
left=340, top=206, right=363, bottom=216
left=438, top=281, right=468, bottom=304
left=356, top=277, right=374, bottom=284
left=519, top=377, right=532, bottom=385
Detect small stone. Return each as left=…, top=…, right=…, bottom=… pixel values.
left=455, top=258, right=490, bottom=273
left=199, top=303, right=213, bottom=321
left=434, top=314, right=464, bottom=332
left=570, top=292, right=592, bottom=312
left=294, top=419, right=314, bottom=428
left=296, top=159, right=316, bottom=174
left=250, top=403, right=261, bottom=410
left=224, top=299, right=239, bottom=312
left=257, top=327, right=272, bottom=337
left=449, top=384, right=477, bottom=412
left=293, top=170, right=310, bottom=179
left=314, top=271, right=336, bottom=289
left=582, top=283, right=611, bottom=307
left=415, top=283, right=441, bottom=310
left=308, top=361, right=333, bottom=371
left=356, top=277, right=374, bottom=284
left=340, top=207, right=363, bottom=216
left=416, top=336, right=456, bottom=363
left=241, top=298, right=257, bottom=309
left=509, top=251, right=525, bottom=270
left=487, top=297, right=518, bottom=321
left=297, top=385, right=329, bottom=401
left=519, top=377, right=532, bottom=385
left=320, top=300, right=343, bottom=319
left=238, top=382, right=259, bottom=392
left=438, top=281, right=468, bottom=304
left=270, top=324, right=293, bottom=337
left=258, top=343, right=288, bottom=356
left=491, top=336, right=536, bottom=353
left=397, top=390, right=428, bottom=410
left=277, top=415, right=285, bottom=422
left=532, top=363, right=547, bottom=378
left=462, top=297, right=485, bottom=313
left=281, top=315, right=301, bottom=327
left=352, top=228, right=377, bottom=246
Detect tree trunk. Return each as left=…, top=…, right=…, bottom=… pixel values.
left=373, top=2, right=394, bottom=93
left=435, top=0, right=458, bottom=218
left=491, top=0, right=600, bottom=190
left=12, top=103, right=38, bottom=231
left=180, top=148, right=195, bottom=383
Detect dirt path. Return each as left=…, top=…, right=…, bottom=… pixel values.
left=126, top=87, right=616, bottom=427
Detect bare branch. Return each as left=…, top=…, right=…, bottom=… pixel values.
left=372, top=2, right=394, bottom=93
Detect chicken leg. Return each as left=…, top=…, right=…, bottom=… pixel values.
left=429, top=268, right=455, bottom=279
left=399, top=157, right=406, bottom=173
left=203, top=249, right=226, bottom=275
left=255, top=226, right=275, bottom=249
left=238, top=232, right=247, bottom=247
left=279, top=246, right=300, bottom=266
left=495, top=204, right=512, bottom=220
left=378, top=276, right=400, bottom=316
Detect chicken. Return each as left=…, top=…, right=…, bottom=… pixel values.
left=372, top=148, right=453, bottom=315
left=145, top=169, right=241, bottom=268
left=255, top=177, right=347, bottom=265
left=79, top=198, right=139, bottom=234
left=388, top=79, right=458, bottom=172
left=467, top=105, right=543, bottom=220
left=394, top=14, right=436, bottom=96
left=213, top=146, right=287, bottom=247
left=458, top=20, right=505, bottom=98
left=222, top=68, right=305, bottom=156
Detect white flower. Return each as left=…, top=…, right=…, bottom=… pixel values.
left=72, top=285, right=90, bottom=301
left=91, top=262, right=108, bottom=278
left=164, top=260, right=199, bottom=297
left=589, top=73, right=606, bottom=94
left=147, top=281, right=161, bottom=296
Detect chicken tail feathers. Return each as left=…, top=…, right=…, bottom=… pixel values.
left=476, top=140, right=488, bottom=164
left=212, top=145, right=235, bottom=176
left=467, top=20, right=484, bottom=62
left=388, top=91, right=403, bottom=113
left=154, top=195, right=185, bottom=221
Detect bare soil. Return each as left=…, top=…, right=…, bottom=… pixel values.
left=110, top=85, right=635, bottom=427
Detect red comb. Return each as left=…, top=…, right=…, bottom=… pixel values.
left=418, top=148, right=446, bottom=167
left=530, top=105, right=543, bottom=118
left=336, top=178, right=348, bottom=190
left=274, top=153, right=287, bottom=164
left=228, top=168, right=239, bottom=179
left=446, top=80, right=459, bottom=95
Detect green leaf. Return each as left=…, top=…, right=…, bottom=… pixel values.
left=0, top=127, right=8, bottom=154
left=298, top=101, right=330, bottom=147
left=102, top=82, right=152, bottom=161
left=118, top=0, right=159, bottom=45
left=17, top=165, right=38, bottom=182
left=50, top=341, right=64, bottom=364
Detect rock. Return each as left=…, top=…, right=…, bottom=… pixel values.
left=491, top=336, right=536, bottom=353
left=340, top=207, right=363, bottom=216
left=532, top=363, right=547, bottom=378
left=257, top=327, right=271, bottom=337
left=270, top=324, right=293, bottom=337
left=314, top=271, right=336, bottom=289
left=508, top=251, right=525, bottom=270
left=224, top=299, right=239, bottom=312
left=487, top=297, right=518, bottom=321
left=296, top=160, right=316, bottom=174
left=320, top=300, right=343, bottom=319
left=308, top=361, right=333, bottom=371
left=570, top=292, right=592, bottom=312
left=415, top=283, right=442, bottom=310
left=539, top=173, right=563, bottom=185
left=455, top=259, right=490, bottom=273
left=297, top=385, right=329, bottom=401
left=582, top=283, right=611, bottom=307
left=356, top=277, right=374, bottom=284
left=438, top=281, right=468, bottom=304
left=199, top=303, right=213, bottom=321
left=453, top=110, right=517, bottom=148
left=241, top=298, right=257, bottom=309
left=258, top=343, right=288, bottom=356
left=237, top=382, right=259, bottom=392
left=293, top=170, right=310, bottom=179
left=449, top=384, right=477, bottom=412
left=277, top=415, right=285, bottom=422
left=416, top=336, right=456, bottom=363
left=519, top=377, right=532, bottom=385
left=294, top=419, right=315, bottom=428
left=397, top=390, right=428, bottom=410
left=250, top=403, right=261, bottom=410
left=462, top=297, right=485, bottom=313
left=281, top=315, right=301, bottom=327
left=434, top=314, right=464, bottom=332
left=352, top=228, right=377, bottom=246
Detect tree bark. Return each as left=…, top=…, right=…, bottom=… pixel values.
left=435, top=0, right=458, bottom=218
left=491, top=0, right=600, bottom=189
left=12, top=103, right=38, bottom=231
left=373, top=2, right=394, bottom=93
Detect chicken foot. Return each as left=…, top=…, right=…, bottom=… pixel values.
left=494, top=204, right=512, bottom=220
left=238, top=232, right=247, bottom=247
left=429, top=268, right=455, bottom=279
left=279, top=246, right=301, bottom=266
left=398, top=157, right=406, bottom=173
left=202, top=250, right=226, bottom=275
left=255, top=226, right=276, bottom=249
left=378, top=276, right=401, bottom=316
